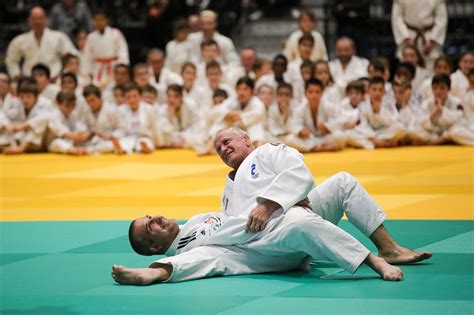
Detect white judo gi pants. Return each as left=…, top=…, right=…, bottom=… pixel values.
left=154, top=172, right=386, bottom=283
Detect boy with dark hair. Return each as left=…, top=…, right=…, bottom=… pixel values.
left=1, top=78, right=52, bottom=154
left=81, top=84, right=119, bottom=153
left=283, top=10, right=328, bottom=62
left=47, top=89, right=89, bottom=155
left=358, top=77, right=405, bottom=148
left=417, top=74, right=473, bottom=145
left=113, top=83, right=155, bottom=154
left=287, top=78, right=342, bottom=152
left=32, top=63, right=61, bottom=103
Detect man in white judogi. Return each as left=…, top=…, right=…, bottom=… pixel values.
left=328, top=37, right=369, bottom=97
left=6, top=7, right=78, bottom=79
left=391, top=0, right=447, bottom=74
left=82, top=11, right=129, bottom=88
left=112, top=128, right=431, bottom=285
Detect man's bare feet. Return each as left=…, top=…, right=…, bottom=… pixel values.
left=139, top=141, right=153, bottom=154
left=112, top=138, right=125, bottom=155
left=365, top=254, right=403, bottom=281
left=378, top=246, right=432, bottom=265
left=111, top=265, right=163, bottom=286
left=370, top=224, right=432, bottom=265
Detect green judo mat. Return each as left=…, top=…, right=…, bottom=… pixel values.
left=1, top=220, right=473, bottom=314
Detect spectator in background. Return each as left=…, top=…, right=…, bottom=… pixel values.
left=48, top=0, right=93, bottom=40
left=450, top=52, right=473, bottom=100
left=392, top=0, right=447, bottom=75
left=6, top=6, right=78, bottom=79
left=165, top=19, right=194, bottom=74
left=188, top=10, right=239, bottom=67
left=0, top=72, right=12, bottom=110
left=401, top=44, right=429, bottom=91
left=329, top=37, right=369, bottom=96
left=283, top=10, right=328, bottom=62
left=82, top=9, right=130, bottom=89
left=226, top=48, right=258, bottom=86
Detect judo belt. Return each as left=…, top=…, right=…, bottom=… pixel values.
left=95, top=56, right=118, bottom=82
left=405, top=22, right=435, bottom=54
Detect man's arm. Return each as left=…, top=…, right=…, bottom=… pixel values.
left=247, top=144, right=314, bottom=232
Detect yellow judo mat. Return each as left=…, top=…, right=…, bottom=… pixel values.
left=1, top=146, right=473, bottom=314
left=1, top=145, right=472, bottom=222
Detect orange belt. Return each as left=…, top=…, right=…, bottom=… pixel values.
left=95, top=56, right=118, bottom=82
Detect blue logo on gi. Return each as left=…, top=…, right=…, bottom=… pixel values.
left=250, top=163, right=259, bottom=179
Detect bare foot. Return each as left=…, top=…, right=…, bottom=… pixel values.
left=68, top=147, right=89, bottom=156
left=112, top=138, right=125, bottom=155
left=365, top=254, right=403, bottom=281
left=4, top=146, right=24, bottom=155
left=139, top=141, right=153, bottom=154
left=111, top=265, right=163, bottom=286
left=378, top=246, right=432, bottom=265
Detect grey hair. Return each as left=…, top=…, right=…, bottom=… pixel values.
left=214, top=127, right=249, bottom=140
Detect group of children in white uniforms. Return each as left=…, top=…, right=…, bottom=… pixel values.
left=1, top=7, right=473, bottom=155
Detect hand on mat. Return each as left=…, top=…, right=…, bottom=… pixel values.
left=246, top=200, right=281, bottom=233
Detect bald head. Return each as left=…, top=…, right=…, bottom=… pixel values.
left=29, top=6, right=47, bottom=33
left=147, top=49, right=165, bottom=74
left=240, top=49, right=257, bottom=73
left=335, top=37, right=355, bottom=64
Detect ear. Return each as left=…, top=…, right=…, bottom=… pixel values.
left=149, top=244, right=163, bottom=254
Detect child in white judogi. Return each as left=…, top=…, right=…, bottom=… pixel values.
left=46, top=90, right=89, bottom=155
left=256, top=84, right=274, bottom=110
left=331, top=81, right=375, bottom=149
left=419, top=56, right=453, bottom=101
left=314, top=60, right=344, bottom=109
left=200, top=61, right=235, bottom=113
left=113, top=84, right=155, bottom=154
left=392, top=79, right=424, bottom=145
left=287, top=33, right=315, bottom=97
left=32, top=64, right=60, bottom=104
left=418, top=74, right=474, bottom=146
left=154, top=84, right=207, bottom=153
left=164, top=20, right=194, bottom=74
left=359, top=77, right=405, bottom=148
left=255, top=55, right=291, bottom=91
left=219, top=78, right=267, bottom=146
left=266, top=83, right=297, bottom=145
left=287, top=79, right=343, bottom=152
left=59, top=54, right=90, bottom=90
left=283, top=10, right=328, bottom=62
left=450, top=52, right=472, bottom=100
left=82, top=11, right=129, bottom=88
left=81, top=84, right=119, bottom=153
left=1, top=79, right=52, bottom=154
left=401, top=45, right=429, bottom=91
left=181, top=62, right=210, bottom=112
